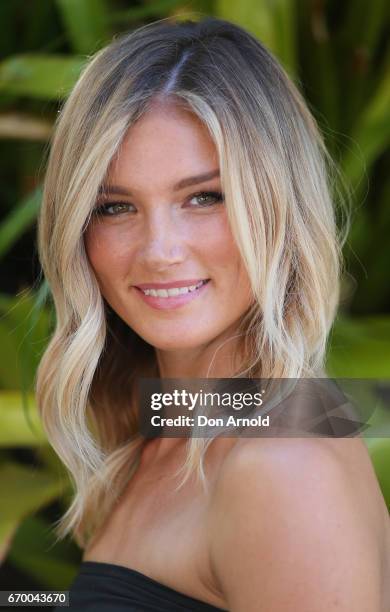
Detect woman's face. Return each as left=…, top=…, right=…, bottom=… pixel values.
left=85, top=101, right=253, bottom=352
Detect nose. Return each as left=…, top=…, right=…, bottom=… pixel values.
left=137, top=207, right=185, bottom=271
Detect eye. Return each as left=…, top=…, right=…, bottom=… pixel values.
left=187, top=191, right=225, bottom=208
left=94, top=201, right=136, bottom=216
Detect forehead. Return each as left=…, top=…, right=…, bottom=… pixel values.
left=105, top=101, right=219, bottom=191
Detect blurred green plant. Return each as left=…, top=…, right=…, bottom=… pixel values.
left=0, top=0, right=389, bottom=590
left=0, top=289, right=78, bottom=576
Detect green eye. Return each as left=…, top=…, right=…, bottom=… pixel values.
left=188, top=191, right=225, bottom=207
left=94, top=202, right=136, bottom=216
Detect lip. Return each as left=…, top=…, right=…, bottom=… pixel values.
left=133, top=279, right=210, bottom=310
left=134, top=279, right=208, bottom=290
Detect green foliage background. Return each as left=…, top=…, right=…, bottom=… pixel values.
left=0, top=0, right=389, bottom=591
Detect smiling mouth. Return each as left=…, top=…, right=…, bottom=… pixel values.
left=135, top=279, right=210, bottom=298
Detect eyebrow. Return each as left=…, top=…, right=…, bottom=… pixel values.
left=98, top=169, right=220, bottom=196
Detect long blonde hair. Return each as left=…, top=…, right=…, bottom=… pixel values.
left=36, top=16, right=348, bottom=548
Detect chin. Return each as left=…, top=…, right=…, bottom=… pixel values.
left=139, top=329, right=214, bottom=352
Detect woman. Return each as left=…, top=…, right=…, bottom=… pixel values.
left=36, top=16, right=390, bottom=611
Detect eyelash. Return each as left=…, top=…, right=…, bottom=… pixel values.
left=94, top=191, right=225, bottom=216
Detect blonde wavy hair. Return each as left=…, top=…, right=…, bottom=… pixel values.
left=36, top=16, right=348, bottom=548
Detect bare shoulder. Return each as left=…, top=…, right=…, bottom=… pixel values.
left=206, top=436, right=390, bottom=612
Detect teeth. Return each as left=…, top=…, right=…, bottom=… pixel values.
left=142, top=280, right=206, bottom=297
left=167, top=288, right=180, bottom=296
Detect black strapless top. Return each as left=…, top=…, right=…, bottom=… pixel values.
left=58, top=561, right=228, bottom=611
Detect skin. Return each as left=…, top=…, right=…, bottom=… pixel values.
left=85, top=99, right=253, bottom=381
left=83, top=99, right=390, bottom=610
left=208, top=436, right=390, bottom=611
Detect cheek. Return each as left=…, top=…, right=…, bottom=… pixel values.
left=84, top=225, right=134, bottom=288
left=205, top=215, right=250, bottom=284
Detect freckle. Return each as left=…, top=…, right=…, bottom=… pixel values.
left=332, top=597, right=340, bottom=607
